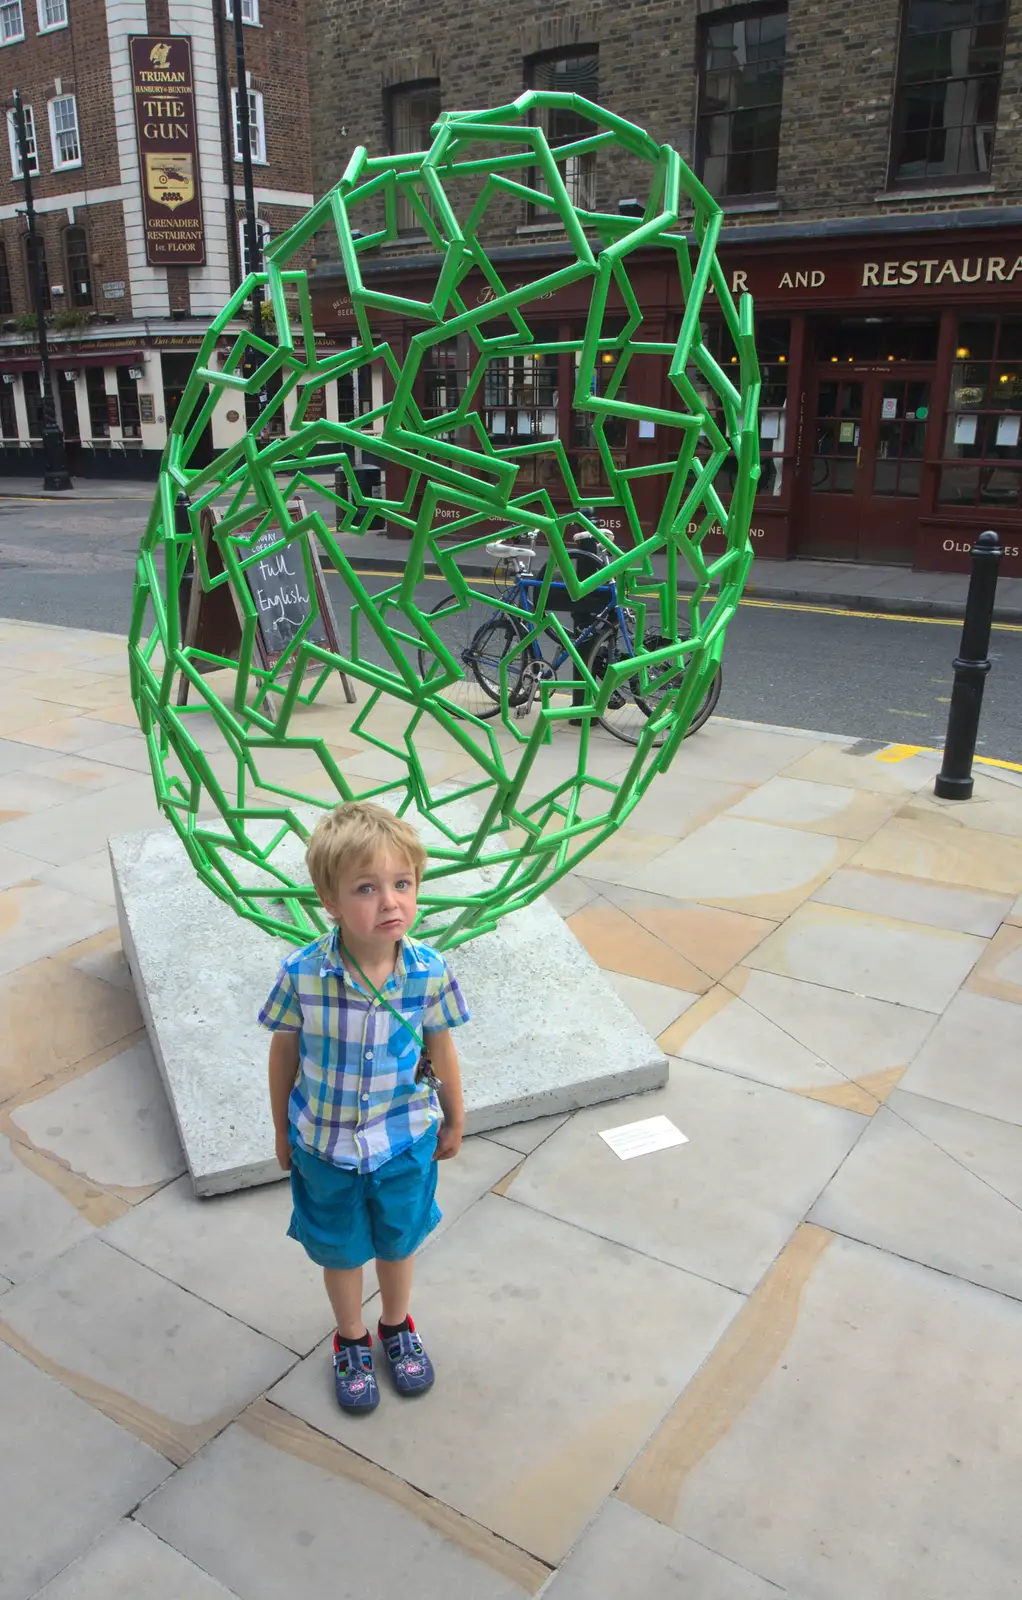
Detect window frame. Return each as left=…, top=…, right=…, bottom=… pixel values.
left=7, top=103, right=38, bottom=177
left=36, top=0, right=67, bottom=32
left=0, top=0, right=25, bottom=45
left=224, top=0, right=259, bottom=23
left=231, top=86, right=266, bottom=164
left=524, top=47, right=600, bottom=218
left=888, top=0, right=1008, bottom=190
left=238, top=214, right=270, bottom=277
left=695, top=1, right=788, bottom=202
left=23, top=232, right=50, bottom=312
left=0, top=240, right=12, bottom=314
left=47, top=93, right=81, bottom=170
left=63, top=223, right=91, bottom=307
left=386, top=78, right=441, bottom=233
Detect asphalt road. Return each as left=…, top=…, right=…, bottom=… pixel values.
left=1, top=493, right=1020, bottom=763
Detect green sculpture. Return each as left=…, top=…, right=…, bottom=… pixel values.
left=129, top=93, right=760, bottom=951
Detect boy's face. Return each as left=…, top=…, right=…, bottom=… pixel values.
left=321, top=848, right=419, bottom=951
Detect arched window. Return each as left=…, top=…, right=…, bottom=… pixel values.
left=23, top=234, right=50, bottom=312
left=0, top=242, right=12, bottom=316
left=63, top=225, right=92, bottom=307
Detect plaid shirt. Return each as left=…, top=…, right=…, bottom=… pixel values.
left=259, top=927, right=469, bottom=1173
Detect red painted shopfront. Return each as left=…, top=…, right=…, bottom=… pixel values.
left=311, top=217, right=1022, bottom=577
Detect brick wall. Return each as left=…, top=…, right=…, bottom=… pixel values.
left=303, top=0, right=1022, bottom=260
left=226, top=0, right=313, bottom=198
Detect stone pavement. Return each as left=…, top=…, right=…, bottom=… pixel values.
left=0, top=615, right=1021, bottom=1598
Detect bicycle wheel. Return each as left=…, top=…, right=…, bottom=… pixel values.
left=583, top=629, right=717, bottom=746
left=688, top=664, right=723, bottom=736
left=417, top=594, right=528, bottom=720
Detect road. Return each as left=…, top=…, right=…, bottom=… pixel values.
left=1, top=493, right=1020, bottom=763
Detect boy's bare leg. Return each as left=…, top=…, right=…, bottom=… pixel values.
left=376, top=1255, right=414, bottom=1328
left=323, top=1266, right=366, bottom=1339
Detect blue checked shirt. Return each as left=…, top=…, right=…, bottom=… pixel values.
left=258, top=927, right=469, bottom=1173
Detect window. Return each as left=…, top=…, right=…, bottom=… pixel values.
left=85, top=368, right=108, bottom=436
left=7, top=104, right=38, bottom=177
left=238, top=215, right=270, bottom=277
left=37, top=0, right=67, bottom=30
left=697, top=6, right=787, bottom=198
left=526, top=50, right=599, bottom=213
left=117, top=367, right=141, bottom=438
left=0, top=0, right=24, bottom=43
left=63, top=225, right=91, bottom=307
left=890, top=0, right=1007, bottom=186
left=0, top=243, right=11, bottom=314
left=232, top=87, right=266, bottom=163
left=225, top=0, right=259, bottom=21
left=23, top=233, right=50, bottom=311
left=700, top=318, right=791, bottom=498
left=48, top=94, right=80, bottom=168
left=939, top=314, right=1022, bottom=508
left=0, top=379, right=17, bottom=438
left=22, top=370, right=42, bottom=434
left=387, top=80, right=440, bottom=231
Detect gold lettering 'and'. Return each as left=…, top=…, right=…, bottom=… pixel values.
left=129, top=35, right=205, bottom=266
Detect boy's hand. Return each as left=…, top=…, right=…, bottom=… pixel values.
left=275, top=1129, right=292, bottom=1172
left=434, top=1122, right=463, bottom=1161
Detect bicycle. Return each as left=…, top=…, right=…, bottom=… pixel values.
left=416, top=526, right=722, bottom=745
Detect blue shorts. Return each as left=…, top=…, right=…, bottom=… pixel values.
left=287, top=1127, right=441, bottom=1270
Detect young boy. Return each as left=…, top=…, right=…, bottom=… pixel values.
left=259, top=800, right=469, bottom=1414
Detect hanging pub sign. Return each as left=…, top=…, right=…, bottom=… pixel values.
left=129, top=35, right=205, bottom=267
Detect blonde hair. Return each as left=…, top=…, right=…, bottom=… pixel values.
left=306, top=801, right=427, bottom=903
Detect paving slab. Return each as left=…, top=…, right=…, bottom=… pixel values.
left=885, top=1087, right=1022, bottom=1207
left=10, top=1039, right=184, bottom=1194
left=607, top=970, right=701, bottom=1036
left=505, top=1058, right=863, bottom=1294
left=586, top=886, right=777, bottom=980
left=269, top=1194, right=741, bottom=1565
left=111, top=826, right=667, bottom=1196
left=852, top=814, right=1022, bottom=894
left=662, top=969, right=935, bottom=1105
left=0, top=880, right=115, bottom=976
left=964, top=921, right=1022, bottom=1004
left=36, top=848, right=118, bottom=905
left=727, top=774, right=899, bottom=840
left=663, top=721, right=818, bottom=785
left=569, top=901, right=711, bottom=992
left=481, top=1111, right=570, bottom=1154
left=544, top=1499, right=786, bottom=1599
left=0, top=1131, right=96, bottom=1284
left=617, top=816, right=855, bottom=918
left=782, top=742, right=938, bottom=794
left=0, top=1236, right=295, bottom=1465
left=0, top=775, right=158, bottom=866
left=31, top=1519, right=237, bottom=1599
left=811, top=866, right=1013, bottom=936
left=620, top=1232, right=1022, bottom=1600
left=743, top=901, right=985, bottom=1012
left=901, top=773, right=1022, bottom=838
left=0, top=953, right=142, bottom=1104
left=104, top=1136, right=519, bottom=1355
left=809, top=1102, right=1022, bottom=1300
left=898, top=991, right=1022, bottom=1125
left=137, top=1409, right=547, bottom=1599
left=0, top=1342, right=170, bottom=1600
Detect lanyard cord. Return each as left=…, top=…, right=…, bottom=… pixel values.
left=339, top=941, right=425, bottom=1054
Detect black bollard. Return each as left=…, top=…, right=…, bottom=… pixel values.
left=175, top=492, right=194, bottom=642
left=934, top=529, right=1003, bottom=801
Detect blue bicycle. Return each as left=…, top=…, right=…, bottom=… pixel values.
left=417, top=527, right=722, bottom=746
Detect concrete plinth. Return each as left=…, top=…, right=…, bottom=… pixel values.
left=109, top=827, right=667, bottom=1196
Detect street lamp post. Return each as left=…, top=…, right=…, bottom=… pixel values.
left=230, top=1, right=266, bottom=424
left=12, top=89, right=72, bottom=492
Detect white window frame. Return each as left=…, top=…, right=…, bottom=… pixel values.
left=232, top=86, right=266, bottom=164
left=47, top=93, right=80, bottom=170
left=0, top=0, right=25, bottom=44
left=7, top=104, right=38, bottom=177
left=238, top=215, right=270, bottom=277
left=225, top=0, right=259, bottom=23
left=36, top=0, right=67, bottom=30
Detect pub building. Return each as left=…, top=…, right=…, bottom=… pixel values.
left=311, top=208, right=1022, bottom=582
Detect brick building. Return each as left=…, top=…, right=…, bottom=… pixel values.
left=305, top=0, right=1022, bottom=575
left=0, top=0, right=315, bottom=476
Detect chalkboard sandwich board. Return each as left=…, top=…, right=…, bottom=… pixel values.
left=177, top=496, right=355, bottom=709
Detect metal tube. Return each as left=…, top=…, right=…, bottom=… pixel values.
left=933, top=528, right=1003, bottom=801
left=13, top=89, right=71, bottom=491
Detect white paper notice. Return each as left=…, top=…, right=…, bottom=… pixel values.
left=599, top=1114, right=689, bottom=1161
left=638, top=418, right=656, bottom=440
left=954, top=414, right=978, bottom=445
left=997, top=414, right=1021, bottom=448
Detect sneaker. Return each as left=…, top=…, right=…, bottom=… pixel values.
left=332, top=1330, right=379, bottom=1413
left=378, top=1316, right=435, bottom=1397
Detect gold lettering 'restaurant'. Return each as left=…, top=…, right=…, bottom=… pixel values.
left=862, top=257, right=1022, bottom=287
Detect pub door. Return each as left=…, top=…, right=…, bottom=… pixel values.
left=801, top=368, right=932, bottom=563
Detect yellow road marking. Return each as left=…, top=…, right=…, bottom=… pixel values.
left=875, top=744, right=926, bottom=763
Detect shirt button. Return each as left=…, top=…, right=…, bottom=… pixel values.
left=361, top=1093, right=369, bottom=1103
left=365, top=1050, right=373, bottom=1060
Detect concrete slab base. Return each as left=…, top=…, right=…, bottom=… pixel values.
left=109, top=827, right=668, bottom=1197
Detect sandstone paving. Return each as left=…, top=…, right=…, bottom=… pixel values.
left=964, top=920, right=1022, bottom=1004
left=852, top=812, right=1022, bottom=894
left=0, top=1236, right=296, bottom=1466
left=619, top=1233, right=1022, bottom=1600
left=479, top=1110, right=570, bottom=1154
left=742, top=901, right=985, bottom=1012
left=727, top=772, right=901, bottom=839
left=811, top=864, right=1012, bottom=935
left=0, top=879, right=114, bottom=976
left=543, top=1499, right=786, bottom=1599
left=898, top=991, right=1022, bottom=1125
left=503, top=1058, right=863, bottom=1294
left=0, top=954, right=142, bottom=1101
left=30, top=1519, right=237, bottom=1599
left=0, top=1131, right=97, bottom=1284
left=268, top=1194, right=742, bottom=1565
left=0, top=1342, right=170, bottom=1600
left=809, top=1100, right=1022, bottom=1300
left=136, top=1409, right=547, bottom=1600
left=606, top=969, right=701, bottom=1036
